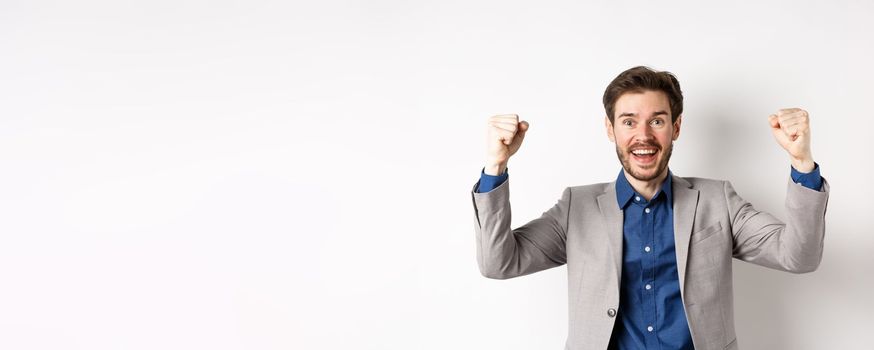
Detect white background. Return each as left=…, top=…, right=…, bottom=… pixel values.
left=1, top=0, right=871, bottom=349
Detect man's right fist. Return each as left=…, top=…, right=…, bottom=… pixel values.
left=485, top=114, right=529, bottom=175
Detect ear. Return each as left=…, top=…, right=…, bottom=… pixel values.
left=671, top=115, right=682, bottom=141
left=605, top=116, right=615, bottom=143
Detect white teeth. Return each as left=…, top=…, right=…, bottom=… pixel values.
left=632, top=149, right=657, bottom=155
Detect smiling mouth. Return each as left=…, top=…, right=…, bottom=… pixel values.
left=630, top=148, right=658, bottom=164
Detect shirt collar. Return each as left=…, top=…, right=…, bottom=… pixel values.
left=614, top=168, right=674, bottom=209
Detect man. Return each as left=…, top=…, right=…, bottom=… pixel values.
left=470, top=66, right=829, bottom=350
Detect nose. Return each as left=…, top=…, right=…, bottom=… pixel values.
left=633, top=124, right=656, bottom=143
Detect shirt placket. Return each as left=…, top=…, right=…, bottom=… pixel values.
left=640, top=196, right=659, bottom=349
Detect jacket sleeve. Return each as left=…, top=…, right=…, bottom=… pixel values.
left=726, top=177, right=830, bottom=273
left=471, top=179, right=570, bottom=279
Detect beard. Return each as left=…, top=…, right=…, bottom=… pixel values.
left=615, top=141, right=673, bottom=182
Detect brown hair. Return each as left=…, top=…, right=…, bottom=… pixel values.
left=602, top=66, right=683, bottom=124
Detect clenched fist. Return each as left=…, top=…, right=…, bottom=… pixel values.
left=769, top=108, right=815, bottom=173
left=485, top=114, right=529, bottom=176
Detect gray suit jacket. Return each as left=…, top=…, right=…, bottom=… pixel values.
left=471, top=173, right=830, bottom=350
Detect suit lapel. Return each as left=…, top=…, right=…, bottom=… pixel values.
left=671, top=174, right=699, bottom=298
left=597, top=182, right=624, bottom=291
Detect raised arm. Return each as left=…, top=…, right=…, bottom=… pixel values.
left=726, top=178, right=829, bottom=273
left=729, top=108, right=830, bottom=273
left=471, top=115, right=569, bottom=279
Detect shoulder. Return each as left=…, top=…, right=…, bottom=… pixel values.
left=675, top=175, right=731, bottom=197
left=681, top=176, right=726, bottom=188
left=567, top=181, right=612, bottom=196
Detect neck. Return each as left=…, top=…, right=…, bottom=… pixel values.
left=624, top=168, right=670, bottom=201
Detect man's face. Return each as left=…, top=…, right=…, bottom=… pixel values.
left=605, top=90, right=681, bottom=182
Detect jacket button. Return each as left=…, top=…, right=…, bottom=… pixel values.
left=607, top=308, right=616, bottom=317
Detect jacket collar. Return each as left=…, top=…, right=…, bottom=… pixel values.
left=614, top=168, right=674, bottom=209
left=596, top=169, right=699, bottom=298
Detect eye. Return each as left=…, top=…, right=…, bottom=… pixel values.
left=650, top=119, right=664, bottom=126
left=622, top=119, right=633, bottom=126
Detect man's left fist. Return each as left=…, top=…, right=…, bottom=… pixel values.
left=769, top=108, right=815, bottom=172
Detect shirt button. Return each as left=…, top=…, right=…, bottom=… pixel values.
left=644, top=246, right=651, bottom=252
left=607, top=308, right=617, bottom=317
left=647, top=325, right=654, bottom=332
left=644, top=208, right=651, bottom=214
left=645, top=284, right=652, bottom=290
left=635, top=196, right=640, bottom=201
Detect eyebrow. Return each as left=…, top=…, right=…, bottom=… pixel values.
left=618, top=110, right=669, bottom=118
